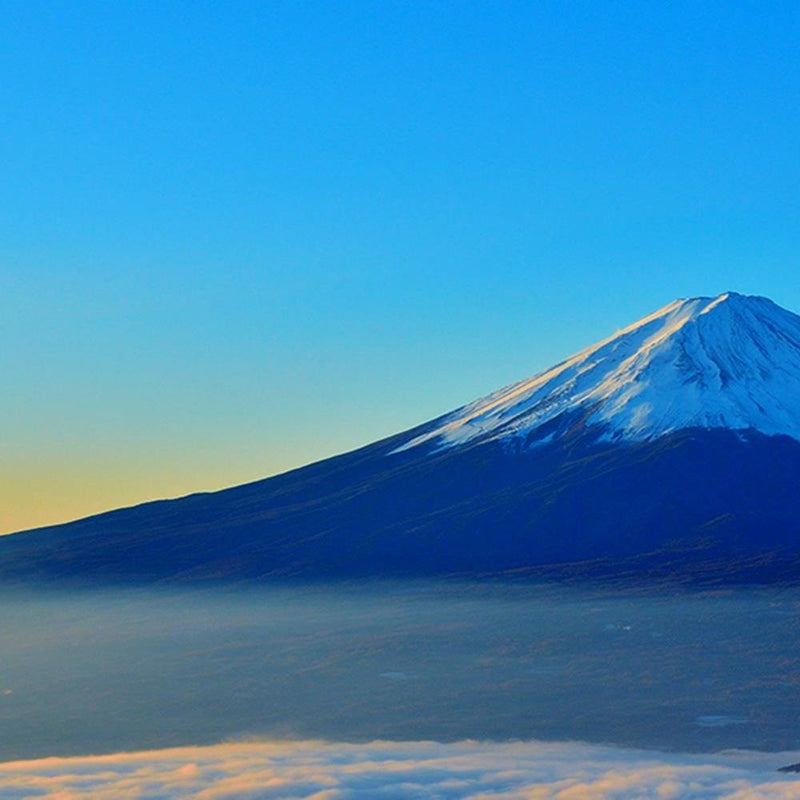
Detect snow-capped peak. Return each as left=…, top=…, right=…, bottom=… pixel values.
left=396, top=292, right=800, bottom=452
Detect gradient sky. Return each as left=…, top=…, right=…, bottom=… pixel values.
left=3, top=1, right=800, bottom=533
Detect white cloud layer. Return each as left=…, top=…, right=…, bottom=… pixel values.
left=1, top=739, right=800, bottom=800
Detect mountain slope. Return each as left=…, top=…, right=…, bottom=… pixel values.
left=398, top=292, right=800, bottom=451
left=3, top=292, right=800, bottom=585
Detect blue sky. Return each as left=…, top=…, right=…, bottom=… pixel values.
left=3, top=1, right=799, bottom=531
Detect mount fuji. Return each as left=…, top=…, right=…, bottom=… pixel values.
left=4, top=291, right=800, bottom=585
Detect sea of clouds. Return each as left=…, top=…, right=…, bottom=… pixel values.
left=1, top=739, right=800, bottom=799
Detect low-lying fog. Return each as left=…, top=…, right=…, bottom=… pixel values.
left=1, top=581, right=798, bottom=760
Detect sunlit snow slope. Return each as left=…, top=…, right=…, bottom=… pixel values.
left=397, top=292, right=800, bottom=452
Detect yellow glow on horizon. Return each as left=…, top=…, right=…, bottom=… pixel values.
left=0, top=427, right=371, bottom=535
left=0, top=456, right=275, bottom=535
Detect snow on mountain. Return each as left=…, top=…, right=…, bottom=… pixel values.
left=396, top=292, right=800, bottom=452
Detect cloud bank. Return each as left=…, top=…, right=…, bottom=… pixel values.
left=1, top=738, right=800, bottom=799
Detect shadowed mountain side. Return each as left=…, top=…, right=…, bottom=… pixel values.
left=6, top=293, right=800, bottom=586
left=2, top=423, right=800, bottom=585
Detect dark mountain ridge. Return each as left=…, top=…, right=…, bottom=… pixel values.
left=4, top=292, right=800, bottom=585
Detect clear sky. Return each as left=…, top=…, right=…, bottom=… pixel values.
left=3, top=1, right=799, bottom=533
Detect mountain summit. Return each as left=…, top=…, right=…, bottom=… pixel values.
left=398, top=292, right=800, bottom=452
left=3, top=292, right=800, bottom=585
